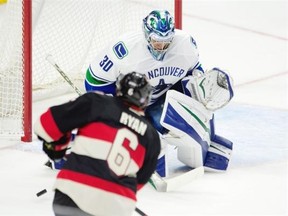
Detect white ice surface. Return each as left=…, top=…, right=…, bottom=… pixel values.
left=0, top=1, right=287, bottom=215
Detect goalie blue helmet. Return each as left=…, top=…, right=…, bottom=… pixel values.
left=143, top=10, right=175, bottom=61
left=116, top=72, right=152, bottom=109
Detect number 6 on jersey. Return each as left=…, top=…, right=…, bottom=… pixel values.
left=107, top=128, right=138, bottom=176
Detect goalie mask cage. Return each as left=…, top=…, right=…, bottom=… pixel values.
left=0, top=0, right=182, bottom=142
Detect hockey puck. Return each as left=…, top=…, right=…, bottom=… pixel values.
left=36, top=189, right=47, bottom=197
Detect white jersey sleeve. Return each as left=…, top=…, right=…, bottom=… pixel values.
left=88, top=41, right=122, bottom=83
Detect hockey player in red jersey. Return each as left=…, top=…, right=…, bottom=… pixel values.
left=34, top=72, right=160, bottom=216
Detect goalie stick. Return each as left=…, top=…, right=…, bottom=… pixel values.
left=149, top=166, right=204, bottom=192
left=46, top=54, right=204, bottom=193
left=46, top=54, right=147, bottom=216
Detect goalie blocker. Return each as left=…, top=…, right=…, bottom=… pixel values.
left=160, top=90, right=233, bottom=172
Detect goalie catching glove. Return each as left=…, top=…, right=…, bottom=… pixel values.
left=182, top=68, right=234, bottom=111
left=39, top=134, right=71, bottom=160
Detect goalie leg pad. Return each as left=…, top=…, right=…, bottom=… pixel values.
left=204, top=134, right=233, bottom=172
left=160, top=90, right=213, bottom=168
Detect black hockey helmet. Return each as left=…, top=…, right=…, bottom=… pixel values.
left=116, top=72, right=152, bottom=109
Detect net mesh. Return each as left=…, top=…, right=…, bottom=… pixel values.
left=0, top=0, right=175, bottom=136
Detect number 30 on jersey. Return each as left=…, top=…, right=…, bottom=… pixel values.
left=99, top=55, right=114, bottom=72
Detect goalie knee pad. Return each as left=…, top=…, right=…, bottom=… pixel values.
left=204, top=134, right=233, bottom=172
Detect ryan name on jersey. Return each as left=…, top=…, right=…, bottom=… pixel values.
left=119, top=111, right=148, bottom=136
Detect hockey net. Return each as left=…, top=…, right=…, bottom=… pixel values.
left=0, top=0, right=182, bottom=141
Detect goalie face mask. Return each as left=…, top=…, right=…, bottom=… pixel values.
left=143, top=10, right=175, bottom=61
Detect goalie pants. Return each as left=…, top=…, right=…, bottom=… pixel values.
left=53, top=190, right=93, bottom=216
left=145, top=95, right=168, bottom=135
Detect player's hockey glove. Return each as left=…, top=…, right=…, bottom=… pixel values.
left=40, top=134, right=71, bottom=160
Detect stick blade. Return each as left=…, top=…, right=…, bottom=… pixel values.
left=165, top=166, right=204, bottom=192
left=149, top=172, right=167, bottom=192
left=149, top=166, right=204, bottom=192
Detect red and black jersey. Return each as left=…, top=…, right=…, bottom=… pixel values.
left=34, top=92, right=160, bottom=215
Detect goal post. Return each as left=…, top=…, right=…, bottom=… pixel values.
left=174, top=0, right=182, bottom=29
left=0, top=0, right=32, bottom=141
left=0, top=0, right=182, bottom=142
left=22, top=0, right=32, bottom=142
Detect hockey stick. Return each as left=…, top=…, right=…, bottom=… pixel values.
left=135, top=207, right=148, bottom=216
left=46, top=54, right=82, bottom=96
left=149, top=166, right=204, bottom=192
left=46, top=54, right=148, bottom=216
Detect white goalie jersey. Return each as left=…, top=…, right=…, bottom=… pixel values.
left=87, top=29, right=201, bottom=104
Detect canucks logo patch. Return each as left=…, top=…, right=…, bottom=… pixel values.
left=113, top=42, right=128, bottom=59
